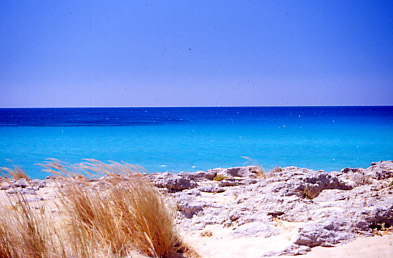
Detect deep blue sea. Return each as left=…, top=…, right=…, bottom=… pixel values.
left=0, top=106, right=392, bottom=179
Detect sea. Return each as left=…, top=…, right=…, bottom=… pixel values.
left=0, top=106, right=392, bottom=179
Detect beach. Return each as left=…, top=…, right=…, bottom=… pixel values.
left=2, top=1, right=393, bottom=257
left=1, top=160, right=392, bottom=257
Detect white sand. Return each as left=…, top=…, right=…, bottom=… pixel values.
left=183, top=222, right=393, bottom=258
left=2, top=181, right=392, bottom=258
left=300, top=234, right=393, bottom=258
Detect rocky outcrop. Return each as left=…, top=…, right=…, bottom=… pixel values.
left=367, top=161, right=393, bottom=180
left=153, top=161, right=393, bottom=256
left=230, top=220, right=279, bottom=238
left=2, top=161, right=393, bottom=256
left=149, top=172, right=198, bottom=192
left=0, top=178, right=47, bottom=195
left=294, top=218, right=355, bottom=247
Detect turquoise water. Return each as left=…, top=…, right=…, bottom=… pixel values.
left=0, top=107, right=392, bottom=178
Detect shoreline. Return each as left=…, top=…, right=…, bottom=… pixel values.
left=1, top=160, right=393, bottom=257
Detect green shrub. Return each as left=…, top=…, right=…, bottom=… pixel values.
left=213, top=174, right=227, bottom=181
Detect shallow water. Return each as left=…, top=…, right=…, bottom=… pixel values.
left=0, top=106, right=392, bottom=178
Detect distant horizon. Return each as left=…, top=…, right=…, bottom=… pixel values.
left=1, top=104, right=393, bottom=109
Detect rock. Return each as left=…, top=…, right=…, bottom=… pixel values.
left=218, top=178, right=257, bottom=187
left=6, top=187, right=35, bottom=195
left=296, top=172, right=353, bottom=199
left=230, top=221, right=279, bottom=238
left=198, top=184, right=225, bottom=193
left=218, top=178, right=244, bottom=187
left=341, top=167, right=364, bottom=173
left=294, top=219, right=354, bottom=247
left=27, top=197, right=44, bottom=202
left=203, top=170, right=219, bottom=180
left=176, top=195, right=205, bottom=218
left=349, top=172, right=373, bottom=186
left=0, top=183, right=11, bottom=190
left=282, top=244, right=312, bottom=255
left=219, top=166, right=264, bottom=178
left=182, top=189, right=201, bottom=196
left=229, top=208, right=248, bottom=222
left=270, top=166, right=283, bottom=173
left=181, top=170, right=217, bottom=181
left=264, top=244, right=311, bottom=256
left=164, top=162, right=393, bottom=253
left=20, top=189, right=37, bottom=195
left=31, top=179, right=46, bottom=188
left=178, top=171, right=209, bottom=182
left=177, top=202, right=204, bottom=218
left=205, top=168, right=223, bottom=179
left=267, top=211, right=285, bottom=217
left=190, top=216, right=206, bottom=230
left=14, top=178, right=29, bottom=188
left=6, top=187, right=21, bottom=195
left=367, top=161, right=393, bottom=180
left=199, top=211, right=228, bottom=225
left=4, top=161, right=393, bottom=256
left=152, top=172, right=198, bottom=192
left=363, top=199, right=393, bottom=227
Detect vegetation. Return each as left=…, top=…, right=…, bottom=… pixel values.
left=0, top=164, right=30, bottom=181
left=0, top=159, right=194, bottom=258
left=213, top=174, right=227, bottom=181
left=241, top=156, right=267, bottom=179
left=0, top=194, right=58, bottom=258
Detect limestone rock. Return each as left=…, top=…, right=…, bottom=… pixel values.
left=198, top=184, right=225, bottom=193
left=230, top=221, right=279, bottom=238
left=0, top=183, right=11, bottom=190
left=31, top=179, right=46, bottom=188
left=179, top=170, right=216, bottom=181
left=14, top=178, right=29, bottom=188
left=152, top=172, right=198, bottom=192
left=218, top=166, right=264, bottom=178
left=367, top=160, right=393, bottom=180
left=294, top=219, right=354, bottom=247
left=229, top=207, right=249, bottom=222
left=177, top=201, right=204, bottom=218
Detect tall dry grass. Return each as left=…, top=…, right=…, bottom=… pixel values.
left=0, top=194, right=61, bottom=258
left=0, top=211, right=17, bottom=258
left=241, top=156, right=267, bottom=179
left=0, top=159, right=192, bottom=258
left=0, top=164, right=30, bottom=181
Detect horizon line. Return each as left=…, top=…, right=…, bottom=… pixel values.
left=1, top=104, right=393, bottom=109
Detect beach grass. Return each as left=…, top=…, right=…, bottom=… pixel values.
left=0, top=194, right=60, bottom=258
left=0, top=159, right=192, bottom=258
left=0, top=164, right=30, bottom=181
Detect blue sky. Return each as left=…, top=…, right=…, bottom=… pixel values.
left=1, top=0, right=392, bottom=107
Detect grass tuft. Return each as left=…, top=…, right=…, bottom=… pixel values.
left=0, top=159, right=195, bottom=258
left=213, top=174, right=227, bottom=181
left=242, top=156, right=267, bottom=179
left=0, top=193, right=59, bottom=258
left=0, top=165, right=30, bottom=182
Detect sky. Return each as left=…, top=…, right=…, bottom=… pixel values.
left=0, top=0, right=392, bottom=107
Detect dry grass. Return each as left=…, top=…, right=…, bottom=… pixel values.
left=249, top=166, right=267, bottom=179
left=241, top=156, right=267, bottom=179
left=0, top=194, right=61, bottom=258
left=0, top=210, right=17, bottom=258
left=0, top=164, right=30, bottom=182
left=0, top=159, right=195, bottom=258
left=200, top=230, right=213, bottom=237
